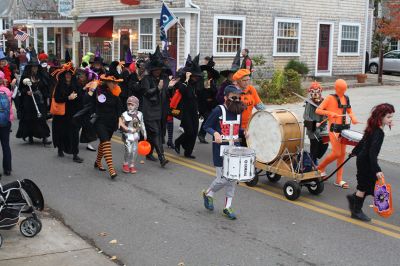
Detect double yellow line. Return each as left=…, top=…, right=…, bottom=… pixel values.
left=111, top=135, right=400, bottom=240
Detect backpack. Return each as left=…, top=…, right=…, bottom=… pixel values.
left=293, top=151, right=314, bottom=173
left=0, top=91, right=10, bottom=127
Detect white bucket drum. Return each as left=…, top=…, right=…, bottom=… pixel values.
left=340, top=129, right=363, bottom=146
left=247, top=109, right=302, bottom=164
left=222, top=147, right=255, bottom=182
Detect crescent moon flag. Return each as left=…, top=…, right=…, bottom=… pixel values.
left=160, top=2, right=178, bottom=44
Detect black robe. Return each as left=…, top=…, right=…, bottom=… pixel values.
left=175, top=80, right=199, bottom=156
left=52, top=79, right=83, bottom=154
left=16, top=75, right=50, bottom=139
left=94, top=86, right=122, bottom=142
left=352, top=128, right=384, bottom=195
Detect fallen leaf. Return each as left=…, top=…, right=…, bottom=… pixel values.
left=140, top=160, right=145, bottom=164
left=178, top=263, right=185, bottom=266
left=98, top=232, right=108, bottom=237
left=98, top=250, right=103, bottom=254
left=110, top=256, right=117, bottom=260
left=109, top=239, right=118, bottom=244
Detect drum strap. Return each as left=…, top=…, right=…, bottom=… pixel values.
left=219, top=105, right=241, bottom=142
left=331, top=94, right=351, bottom=125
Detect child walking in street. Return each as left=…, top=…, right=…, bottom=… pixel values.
left=201, top=85, right=246, bottom=220
left=348, top=103, right=395, bottom=221
left=119, top=96, right=147, bottom=174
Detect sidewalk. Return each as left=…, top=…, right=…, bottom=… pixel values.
left=0, top=211, right=117, bottom=266
left=267, top=84, right=400, bottom=165
left=301, top=73, right=400, bottom=90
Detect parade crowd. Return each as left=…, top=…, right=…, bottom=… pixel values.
left=0, top=44, right=394, bottom=221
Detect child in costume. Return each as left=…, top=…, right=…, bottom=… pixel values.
left=202, top=85, right=246, bottom=220
left=303, top=81, right=329, bottom=166
left=347, top=103, right=394, bottom=221
left=315, top=79, right=358, bottom=189
left=119, top=96, right=147, bottom=174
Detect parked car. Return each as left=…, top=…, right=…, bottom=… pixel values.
left=369, top=50, right=400, bottom=74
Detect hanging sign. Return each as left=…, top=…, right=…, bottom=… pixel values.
left=58, top=0, right=73, bottom=16
left=120, top=0, right=140, bottom=5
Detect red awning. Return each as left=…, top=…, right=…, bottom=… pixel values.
left=78, top=17, right=113, bottom=38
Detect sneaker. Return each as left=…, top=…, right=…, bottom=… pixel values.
left=223, top=208, right=237, bottom=220
left=130, top=166, right=137, bottom=174
left=202, top=190, right=214, bottom=211
left=122, top=164, right=130, bottom=173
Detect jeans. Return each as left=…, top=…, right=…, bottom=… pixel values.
left=0, top=122, right=12, bottom=172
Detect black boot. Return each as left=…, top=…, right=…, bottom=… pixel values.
left=174, top=140, right=180, bottom=154
left=43, top=138, right=52, bottom=145
left=28, top=136, right=34, bottom=144
left=346, top=193, right=356, bottom=213
left=198, top=135, right=208, bottom=144
left=146, top=154, right=157, bottom=161
left=58, top=149, right=64, bottom=157
left=73, top=154, right=84, bottom=163
left=351, top=195, right=371, bottom=222
left=159, top=154, right=169, bottom=167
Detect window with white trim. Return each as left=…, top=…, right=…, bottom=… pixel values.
left=213, top=16, right=245, bottom=55
left=139, top=18, right=153, bottom=51
left=338, top=23, right=360, bottom=55
left=274, top=18, right=301, bottom=56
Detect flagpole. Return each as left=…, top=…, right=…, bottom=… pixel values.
left=176, top=18, right=186, bottom=34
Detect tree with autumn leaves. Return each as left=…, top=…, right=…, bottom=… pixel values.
left=376, top=1, right=400, bottom=41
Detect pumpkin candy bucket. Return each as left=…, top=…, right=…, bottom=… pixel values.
left=138, top=140, right=152, bottom=156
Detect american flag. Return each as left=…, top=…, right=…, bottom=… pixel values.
left=14, top=30, right=29, bottom=41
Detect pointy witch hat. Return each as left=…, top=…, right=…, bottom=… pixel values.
left=161, top=46, right=176, bottom=76
left=91, top=45, right=105, bottom=65
left=220, top=49, right=241, bottom=77
left=124, top=47, right=134, bottom=67
left=146, top=45, right=168, bottom=71
left=185, top=54, right=203, bottom=77
left=65, top=49, right=71, bottom=63
left=200, top=56, right=220, bottom=79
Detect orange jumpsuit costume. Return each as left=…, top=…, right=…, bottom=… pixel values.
left=315, top=79, right=358, bottom=188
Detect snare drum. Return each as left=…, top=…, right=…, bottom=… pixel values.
left=222, top=147, right=255, bottom=182
left=340, top=129, right=363, bottom=146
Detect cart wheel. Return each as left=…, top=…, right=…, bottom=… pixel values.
left=0, top=233, right=3, bottom=248
left=35, top=218, right=42, bottom=234
left=245, top=173, right=259, bottom=187
left=266, top=172, right=281, bottom=183
left=20, top=217, right=41, bottom=238
left=307, top=181, right=324, bottom=195
left=283, top=181, right=301, bottom=201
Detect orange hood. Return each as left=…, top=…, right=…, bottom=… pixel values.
left=335, top=79, right=347, bottom=97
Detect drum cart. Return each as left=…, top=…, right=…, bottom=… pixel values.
left=246, top=109, right=326, bottom=201
left=245, top=149, right=325, bottom=201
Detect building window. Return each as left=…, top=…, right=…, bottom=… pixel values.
left=139, top=18, right=153, bottom=51
left=213, top=15, right=245, bottom=56
left=338, top=23, right=360, bottom=56
left=273, top=18, right=301, bottom=56
left=389, top=39, right=399, bottom=51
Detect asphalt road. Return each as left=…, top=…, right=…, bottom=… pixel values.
left=4, top=123, right=400, bottom=266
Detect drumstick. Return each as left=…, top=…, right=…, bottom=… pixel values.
left=213, top=139, right=241, bottom=143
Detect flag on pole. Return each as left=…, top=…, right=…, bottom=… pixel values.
left=14, top=30, right=29, bottom=42
left=160, top=2, right=178, bottom=49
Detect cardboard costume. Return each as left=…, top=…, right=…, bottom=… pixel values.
left=315, top=79, right=358, bottom=188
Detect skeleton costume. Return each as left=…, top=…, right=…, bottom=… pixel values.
left=121, top=96, right=147, bottom=173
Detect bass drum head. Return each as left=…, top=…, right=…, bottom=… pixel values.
left=247, top=111, right=281, bottom=163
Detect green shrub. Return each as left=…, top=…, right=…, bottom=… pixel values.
left=258, top=69, right=305, bottom=104
left=284, top=60, right=309, bottom=76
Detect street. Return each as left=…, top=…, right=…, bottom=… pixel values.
left=3, top=113, right=400, bottom=265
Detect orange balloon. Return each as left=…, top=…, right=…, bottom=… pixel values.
left=138, top=141, right=151, bottom=156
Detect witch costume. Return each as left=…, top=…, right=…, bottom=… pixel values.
left=139, top=46, right=169, bottom=167
left=93, top=74, right=123, bottom=179
left=198, top=56, right=219, bottom=143
left=16, top=56, right=51, bottom=145
left=51, top=63, right=84, bottom=163
left=174, top=54, right=202, bottom=159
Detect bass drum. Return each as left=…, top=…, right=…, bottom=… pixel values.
left=247, top=109, right=302, bottom=164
